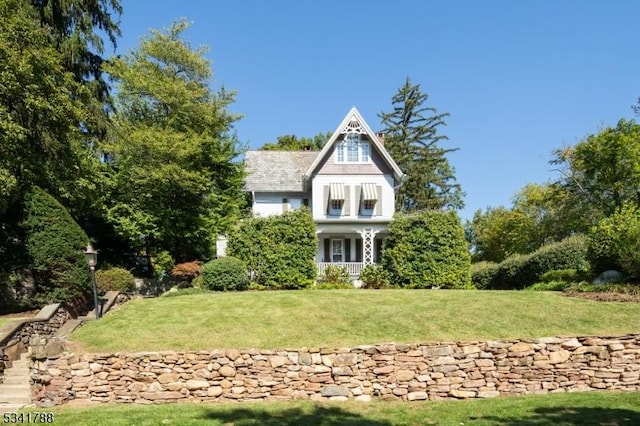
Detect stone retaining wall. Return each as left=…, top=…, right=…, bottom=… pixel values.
left=1, top=305, right=71, bottom=381
left=30, top=334, right=640, bottom=406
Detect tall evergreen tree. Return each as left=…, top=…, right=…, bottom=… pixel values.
left=379, top=78, right=464, bottom=211
left=103, top=20, right=244, bottom=269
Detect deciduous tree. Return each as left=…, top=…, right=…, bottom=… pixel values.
left=103, top=20, right=244, bottom=270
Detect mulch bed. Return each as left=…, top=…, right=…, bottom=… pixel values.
left=564, top=292, right=640, bottom=303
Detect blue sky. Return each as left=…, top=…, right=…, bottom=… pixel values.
left=114, top=1, right=639, bottom=221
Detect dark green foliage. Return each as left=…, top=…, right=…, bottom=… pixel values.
left=540, top=269, right=579, bottom=283
left=379, top=77, right=464, bottom=211
left=489, top=235, right=589, bottom=290
left=227, top=208, right=317, bottom=289
left=359, top=265, right=390, bottom=289
left=525, top=235, right=589, bottom=283
left=492, top=254, right=531, bottom=290
left=588, top=203, right=640, bottom=278
left=95, top=268, right=135, bottom=293
left=201, top=257, right=249, bottom=291
left=261, top=132, right=332, bottom=151
left=526, top=281, right=571, bottom=291
left=319, top=265, right=351, bottom=286
left=382, top=211, right=472, bottom=289
left=22, top=187, right=91, bottom=308
left=471, top=261, right=500, bottom=290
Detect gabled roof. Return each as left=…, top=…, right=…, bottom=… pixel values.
left=303, top=107, right=404, bottom=182
left=244, top=150, right=318, bottom=192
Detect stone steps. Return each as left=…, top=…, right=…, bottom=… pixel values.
left=0, top=353, right=31, bottom=411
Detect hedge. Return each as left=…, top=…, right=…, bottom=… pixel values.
left=471, top=261, right=500, bottom=290
left=382, top=210, right=472, bottom=289
left=486, top=234, right=589, bottom=290
left=227, top=208, right=317, bottom=289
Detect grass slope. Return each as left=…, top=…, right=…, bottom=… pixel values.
left=39, top=391, right=640, bottom=425
left=70, top=290, right=640, bottom=352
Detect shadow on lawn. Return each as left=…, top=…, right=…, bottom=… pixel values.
left=475, top=406, right=640, bottom=425
left=200, top=405, right=391, bottom=426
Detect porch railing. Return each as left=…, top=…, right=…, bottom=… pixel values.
left=317, top=262, right=371, bottom=276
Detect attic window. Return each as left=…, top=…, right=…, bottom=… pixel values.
left=336, top=134, right=370, bottom=163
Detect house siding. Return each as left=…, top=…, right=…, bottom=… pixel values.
left=253, top=192, right=311, bottom=217
left=312, top=175, right=394, bottom=221
left=315, top=136, right=393, bottom=176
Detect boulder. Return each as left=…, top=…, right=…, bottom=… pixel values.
left=593, top=270, right=624, bottom=284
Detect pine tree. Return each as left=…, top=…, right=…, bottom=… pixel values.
left=379, top=78, right=464, bottom=211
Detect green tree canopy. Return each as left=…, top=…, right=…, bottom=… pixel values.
left=466, top=206, right=536, bottom=263
left=379, top=77, right=464, bottom=211
left=0, top=0, right=93, bottom=212
left=551, top=119, right=640, bottom=218
left=260, top=132, right=332, bottom=151
left=103, top=20, right=245, bottom=269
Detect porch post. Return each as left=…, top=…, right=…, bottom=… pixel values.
left=355, top=228, right=380, bottom=266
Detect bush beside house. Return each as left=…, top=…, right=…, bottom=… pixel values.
left=382, top=211, right=472, bottom=289
left=227, top=208, right=317, bottom=289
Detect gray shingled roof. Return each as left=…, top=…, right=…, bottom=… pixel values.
left=244, top=151, right=319, bottom=192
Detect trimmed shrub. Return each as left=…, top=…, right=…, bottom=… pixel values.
left=589, top=203, right=640, bottom=279
left=526, top=281, right=571, bottom=291
left=22, top=187, right=91, bottom=308
left=201, top=256, right=249, bottom=291
left=488, top=235, right=589, bottom=290
left=320, top=265, right=351, bottom=286
left=96, top=268, right=136, bottom=293
left=382, top=211, right=472, bottom=289
left=359, top=265, right=390, bottom=289
left=471, top=261, right=500, bottom=289
left=227, top=208, right=317, bottom=289
left=540, top=269, right=579, bottom=283
left=492, top=253, right=531, bottom=290
left=524, top=235, right=589, bottom=284
left=170, top=261, right=202, bottom=285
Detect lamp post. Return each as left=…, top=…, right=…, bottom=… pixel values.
left=83, top=244, right=100, bottom=319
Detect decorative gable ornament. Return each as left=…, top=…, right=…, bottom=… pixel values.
left=341, top=117, right=366, bottom=135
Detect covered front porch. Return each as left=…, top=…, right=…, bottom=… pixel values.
left=316, top=225, right=387, bottom=277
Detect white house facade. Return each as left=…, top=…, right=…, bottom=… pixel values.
left=243, top=107, right=404, bottom=277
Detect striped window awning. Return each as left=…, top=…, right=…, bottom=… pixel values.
left=361, top=183, right=378, bottom=201
left=330, top=182, right=345, bottom=201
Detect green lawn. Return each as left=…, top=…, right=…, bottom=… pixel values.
left=35, top=391, right=640, bottom=425
left=70, top=290, right=640, bottom=352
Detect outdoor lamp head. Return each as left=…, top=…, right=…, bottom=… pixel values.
left=83, top=243, right=98, bottom=268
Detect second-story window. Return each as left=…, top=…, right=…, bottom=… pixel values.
left=336, top=134, right=370, bottom=163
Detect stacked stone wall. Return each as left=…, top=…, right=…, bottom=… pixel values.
left=30, top=334, right=640, bottom=406
left=1, top=306, right=71, bottom=381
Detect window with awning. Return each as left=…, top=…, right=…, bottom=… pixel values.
left=330, top=182, right=345, bottom=201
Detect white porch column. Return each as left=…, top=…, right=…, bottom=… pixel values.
left=355, top=228, right=380, bottom=265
